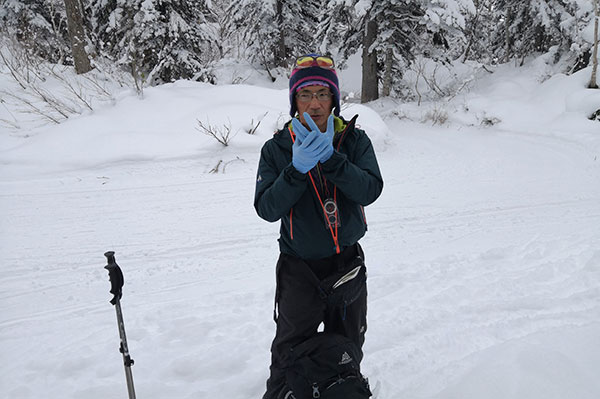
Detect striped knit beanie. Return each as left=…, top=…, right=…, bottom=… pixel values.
left=289, top=54, right=340, bottom=117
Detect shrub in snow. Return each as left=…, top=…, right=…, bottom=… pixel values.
left=0, top=38, right=118, bottom=127
left=422, top=104, right=449, bottom=125
left=246, top=112, right=268, bottom=135
left=196, top=118, right=237, bottom=146
left=480, top=115, right=502, bottom=126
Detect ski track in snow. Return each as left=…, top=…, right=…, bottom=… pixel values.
left=1, top=119, right=600, bottom=397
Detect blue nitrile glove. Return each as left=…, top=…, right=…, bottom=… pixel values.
left=291, top=117, right=310, bottom=144
left=292, top=130, right=324, bottom=173
left=291, top=113, right=335, bottom=173
left=294, top=125, right=336, bottom=173
left=302, top=113, right=334, bottom=163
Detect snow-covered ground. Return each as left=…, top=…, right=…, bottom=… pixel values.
left=1, top=58, right=599, bottom=399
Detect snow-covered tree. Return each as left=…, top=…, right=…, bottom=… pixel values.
left=228, top=0, right=321, bottom=72
left=0, top=0, right=70, bottom=64
left=204, top=0, right=242, bottom=59
left=560, top=0, right=599, bottom=72
left=369, top=0, right=424, bottom=97
left=316, top=0, right=360, bottom=62
left=316, top=0, right=381, bottom=100
left=87, top=0, right=216, bottom=84
left=226, top=0, right=279, bottom=72
left=323, top=0, right=476, bottom=99
left=460, top=0, right=495, bottom=62
left=490, top=1, right=582, bottom=65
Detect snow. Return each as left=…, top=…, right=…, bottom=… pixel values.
left=354, top=0, right=373, bottom=18
left=1, top=56, right=599, bottom=399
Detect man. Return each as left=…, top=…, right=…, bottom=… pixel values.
left=254, top=53, right=383, bottom=399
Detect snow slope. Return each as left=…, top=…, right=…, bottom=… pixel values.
left=1, top=61, right=599, bottom=399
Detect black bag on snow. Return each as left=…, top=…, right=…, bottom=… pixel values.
left=281, top=333, right=372, bottom=399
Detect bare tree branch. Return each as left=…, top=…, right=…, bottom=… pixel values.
left=196, top=119, right=237, bottom=146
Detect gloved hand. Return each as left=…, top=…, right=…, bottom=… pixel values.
left=292, top=113, right=335, bottom=164
left=291, top=117, right=310, bottom=143
left=307, top=113, right=334, bottom=163
left=292, top=129, right=326, bottom=173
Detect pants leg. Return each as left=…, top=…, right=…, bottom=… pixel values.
left=323, top=280, right=367, bottom=362
left=324, top=243, right=368, bottom=361
left=263, top=254, right=326, bottom=399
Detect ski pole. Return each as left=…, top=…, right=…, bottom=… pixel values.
left=104, top=251, right=137, bottom=399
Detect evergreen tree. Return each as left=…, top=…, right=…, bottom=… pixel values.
left=87, top=0, right=216, bottom=84
left=320, top=0, right=475, bottom=98
left=461, top=0, right=496, bottom=62
left=204, top=0, right=241, bottom=59
left=562, top=0, right=598, bottom=72
left=490, top=0, right=579, bottom=64
left=316, top=0, right=377, bottom=100
left=228, top=0, right=321, bottom=72
left=0, top=0, right=71, bottom=64
left=227, top=0, right=279, bottom=72
left=316, top=0, right=360, bottom=63
left=371, top=0, right=425, bottom=96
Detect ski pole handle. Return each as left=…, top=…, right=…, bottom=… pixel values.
left=103, top=251, right=137, bottom=399
left=104, top=251, right=124, bottom=305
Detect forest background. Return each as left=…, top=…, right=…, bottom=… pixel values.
left=1, top=0, right=598, bottom=112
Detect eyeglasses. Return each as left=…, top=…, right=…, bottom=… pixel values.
left=295, top=55, right=335, bottom=70
left=296, top=90, right=333, bottom=103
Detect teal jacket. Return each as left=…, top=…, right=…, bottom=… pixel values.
left=254, top=115, right=383, bottom=260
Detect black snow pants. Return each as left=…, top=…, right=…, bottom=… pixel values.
left=262, top=243, right=368, bottom=399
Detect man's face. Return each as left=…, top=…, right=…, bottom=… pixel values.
left=295, top=85, right=333, bottom=132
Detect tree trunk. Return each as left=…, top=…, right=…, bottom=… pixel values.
left=504, top=8, right=511, bottom=63
left=274, top=0, right=287, bottom=68
left=64, top=0, right=92, bottom=74
left=382, top=46, right=393, bottom=97
left=589, top=0, right=599, bottom=89
left=361, top=18, right=378, bottom=103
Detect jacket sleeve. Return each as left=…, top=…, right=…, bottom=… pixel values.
left=320, top=131, right=383, bottom=206
left=254, top=143, right=307, bottom=222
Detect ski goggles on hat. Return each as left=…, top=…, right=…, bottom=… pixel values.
left=295, top=55, right=335, bottom=69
